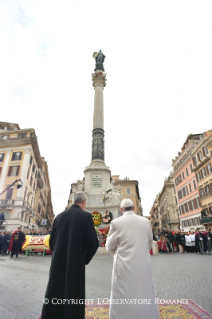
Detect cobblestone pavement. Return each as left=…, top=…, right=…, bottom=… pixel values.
left=0, top=252, right=211, bottom=319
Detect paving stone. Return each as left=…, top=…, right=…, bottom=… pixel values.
left=0, top=252, right=211, bottom=318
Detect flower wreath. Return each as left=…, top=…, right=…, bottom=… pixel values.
left=91, top=212, right=102, bottom=226
left=102, top=210, right=113, bottom=224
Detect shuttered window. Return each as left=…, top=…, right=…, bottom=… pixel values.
left=190, top=163, right=193, bottom=173
left=186, top=168, right=189, bottom=176
left=6, top=188, right=13, bottom=199
left=196, top=172, right=201, bottom=182
left=182, top=171, right=185, bottom=180
left=7, top=165, right=20, bottom=176
left=193, top=157, right=197, bottom=166
left=202, top=146, right=208, bottom=156
left=199, top=189, right=205, bottom=198
left=206, top=163, right=212, bottom=174
left=189, top=183, right=192, bottom=193
left=201, top=168, right=206, bottom=178
left=205, top=185, right=210, bottom=196
left=193, top=179, right=197, bottom=190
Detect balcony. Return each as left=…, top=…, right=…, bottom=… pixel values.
left=200, top=216, right=212, bottom=225
left=0, top=199, right=15, bottom=206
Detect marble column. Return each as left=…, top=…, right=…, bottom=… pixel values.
left=92, top=71, right=106, bottom=161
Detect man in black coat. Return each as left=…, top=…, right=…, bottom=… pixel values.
left=9, top=227, right=25, bottom=258
left=41, top=191, right=99, bottom=319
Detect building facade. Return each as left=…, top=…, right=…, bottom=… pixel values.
left=191, top=130, right=212, bottom=229
left=0, top=122, right=54, bottom=231
left=112, top=176, right=143, bottom=216
left=149, top=195, right=161, bottom=235
left=172, top=134, right=203, bottom=232
left=158, top=175, right=180, bottom=231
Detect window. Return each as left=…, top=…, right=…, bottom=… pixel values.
left=30, top=176, right=33, bottom=186
left=8, top=166, right=20, bottom=176
left=206, top=163, right=212, bottom=174
left=188, top=183, right=192, bottom=193
left=205, top=185, right=210, bottom=196
left=199, top=189, right=205, bottom=198
left=202, top=146, right=208, bottom=156
left=184, top=186, right=188, bottom=196
left=17, top=133, right=27, bottom=138
left=201, top=168, right=206, bottom=178
left=12, top=152, right=22, bottom=161
left=190, top=163, right=193, bottom=173
left=179, top=205, right=182, bottom=215
left=126, top=188, right=131, bottom=195
left=0, top=153, right=5, bottom=162
left=193, top=156, right=197, bottom=166
left=32, top=165, right=35, bottom=173
left=186, top=168, right=189, bottom=176
left=198, top=151, right=203, bottom=161
left=196, top=172, right=201, bottom=182
left=187, top=201, right=190, bottom=211
left=30, top=156, right=33, bottom=165
left=27, top=166, right=30, bottom=179
left=191, top=199, right=194, bottom=210
left=193, top=179, right=197, bottom=190
left=6, top=188, right=13, bottom=199
left=1, top=135, right=9, bottom=140
left=182, top=171, right=185, bottom=179
left=196, top=197, right=200, bottom=208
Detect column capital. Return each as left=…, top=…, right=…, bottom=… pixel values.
left=92, top=71, right=106, bottom=88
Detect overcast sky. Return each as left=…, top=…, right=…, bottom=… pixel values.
left=1, top=0, right=212, bottom=216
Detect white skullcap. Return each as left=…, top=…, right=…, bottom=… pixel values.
left=120, top=198, right=133, bottom=208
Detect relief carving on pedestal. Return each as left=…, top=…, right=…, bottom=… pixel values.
left=104, top=180, right=121, bottom=205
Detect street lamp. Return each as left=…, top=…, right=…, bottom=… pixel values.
left=0, top=179, right=23, bottom=196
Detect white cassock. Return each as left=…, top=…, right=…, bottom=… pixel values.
left=185, top=235, right=192, bottom=247
left=105, top=211, right=160, bottom=319
left=190, top=234, right=195, bottom=246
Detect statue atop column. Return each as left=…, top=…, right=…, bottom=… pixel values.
left=92, top=50, right=106, bottom=72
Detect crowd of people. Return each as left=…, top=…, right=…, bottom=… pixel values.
left=0, top=227, right=51, bottom=258
left=153, top=228, right=212, bottom=254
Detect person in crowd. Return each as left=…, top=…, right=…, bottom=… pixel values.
left=40, top=191, right=98, bottom=319
left=175, top=230, right=181, bottom=252
left=195, top=229, right=200, bottom=253
left=0, top=212, right=5, bottom=226
left=9, top=226, right=25, bottom=258
left=190, top=231, right=196, bottom=252
left=0, top=231, right=4, bottom=255
left=30, top=229, right=36, bottom=235
left=167, top=229, right=174, bottom=253
left=106, top=198, right=160, bottom=319
left=179, top=231, right=185, bottom=253
left=164, top=229, right=173, bottom=253
left=1, top=232, right=8, bottom=256
left=4, top=231, right=11, bottom=255
left=44, top=229, right=48, bottom=235
left=47, top=228, right=51, bottom=235
left=205, top=233, right=211, bottom=254
left=185, top=232, right=192, bottom=252
left=197, top=233, right=204, bottom=254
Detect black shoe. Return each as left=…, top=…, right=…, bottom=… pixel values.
left=16, top=254, right=18, bottom=258
left=11, top=255, right=13, bottom=258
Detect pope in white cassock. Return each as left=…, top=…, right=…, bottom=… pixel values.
left=105, top=199, right=160, bottom=319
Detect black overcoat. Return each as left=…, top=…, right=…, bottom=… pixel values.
left=41, top=204, right=99, bottom=319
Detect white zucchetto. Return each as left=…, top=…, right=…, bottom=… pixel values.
left=120, top=198, right=133, bottom=208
